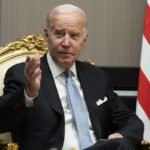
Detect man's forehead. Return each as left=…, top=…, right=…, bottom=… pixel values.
left=50, top=11, right=85, bottom=28
left=51, top=10, right=84, bottom=20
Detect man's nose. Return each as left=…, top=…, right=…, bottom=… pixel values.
left=62, top=35, right=71, bottom=47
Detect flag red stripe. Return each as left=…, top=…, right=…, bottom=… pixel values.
left=143, top=3, right=150, bottom=45
left=138, top=68, right=150, bottom=120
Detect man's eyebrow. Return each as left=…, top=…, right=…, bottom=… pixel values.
left=50, top=26, right=82, bottom=34
left=50, top=26, right=62, bottom=31
left=53, top=26, right=63, bottom=30
left=71, top=30, right=80, bottom=33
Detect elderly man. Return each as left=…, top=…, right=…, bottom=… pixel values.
left=0, top=4, right=143, bottom=150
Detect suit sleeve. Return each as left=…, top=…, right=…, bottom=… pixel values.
left=0, top=64, right=27, bottom=133
left=104, top=72, right=144, bottom=147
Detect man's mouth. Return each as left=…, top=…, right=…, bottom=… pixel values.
left=59, top=52, right=73, bottom=55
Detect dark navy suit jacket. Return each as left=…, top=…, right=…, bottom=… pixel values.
left=0, top=54, right=144, bottom=150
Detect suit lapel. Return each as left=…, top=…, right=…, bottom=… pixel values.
left=40, top=54, right=64, bottom=115
left=76, top=62, right=103, bottom=139
left=39, top=56, right=104, bottom=139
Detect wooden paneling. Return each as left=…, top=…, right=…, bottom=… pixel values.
left=0, top=0, right=147, bottom=66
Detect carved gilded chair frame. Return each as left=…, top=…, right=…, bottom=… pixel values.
left=0, top=34, right=48, bottom=64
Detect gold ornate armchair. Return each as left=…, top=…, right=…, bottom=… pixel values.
left=0, top=34, right=150, bottom=150
left=0, top=139, right=19, bottom=150
left=0, top=34, right=47, bottom=150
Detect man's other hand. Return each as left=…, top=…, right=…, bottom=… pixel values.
left=24, top=53, right=41, bottom=97
left=108, top=133, right=123, bottom=139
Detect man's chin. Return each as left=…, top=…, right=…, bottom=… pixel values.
left=57, top=60, right=74, bottom=69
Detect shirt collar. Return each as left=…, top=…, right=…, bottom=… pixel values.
left=46, top=52, right=77, bottom=78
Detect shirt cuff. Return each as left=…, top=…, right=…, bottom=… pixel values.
left=24, top=90, right=37, bottom=107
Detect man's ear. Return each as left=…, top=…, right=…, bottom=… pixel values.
left=83, top=33, right=88, bottom=47
left=44, top=28, right=48, bottom=44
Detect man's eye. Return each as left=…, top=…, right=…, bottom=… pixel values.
left=55, top=31, right=64, bottom=37
left=71, top=33, right=79, bottom=39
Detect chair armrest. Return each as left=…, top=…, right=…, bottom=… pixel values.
left=139, top=140, right=150, bottom=150
left=0, top=139, right=19, bottom=150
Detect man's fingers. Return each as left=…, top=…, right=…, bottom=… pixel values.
left=35, top=53, right=40, bottom=60
left=29, top=54, right=40, bottom=71
left=25, top=56, right=32, bottom=72
left=30, top=69, right=42, bottom=80
left=26, top=56, right=31, bottom=63
left=108, top=133, right=123, bottom=139
left=24, top=54, right=41, bottom=97
left=25, top=68, right=41, bottom=82
left=24, top=54, right=41, bottom=77
left=32, top=53, right=40, bottom=66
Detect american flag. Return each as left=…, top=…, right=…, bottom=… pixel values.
left=136, top=0, right=150, bottom=141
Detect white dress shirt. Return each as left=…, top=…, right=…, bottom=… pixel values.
left=25, top=52, right=97, bottom=150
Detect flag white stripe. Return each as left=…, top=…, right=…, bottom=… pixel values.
left=148, top=0, right=150, bottom=6
left=136, top=100, right=150, bottom=141
left=140, top=36, right=150, bottom=82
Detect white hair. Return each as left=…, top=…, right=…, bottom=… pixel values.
left=46, top=4, right=87, bottom=33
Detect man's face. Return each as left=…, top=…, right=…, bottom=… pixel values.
left=44, top=11, right=88, bottom=69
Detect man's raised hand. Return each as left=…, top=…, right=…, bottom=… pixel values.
left=24, top=53, right=42, bottom=97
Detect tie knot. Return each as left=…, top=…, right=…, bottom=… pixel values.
left=64, top=70, right=71, bottom=79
